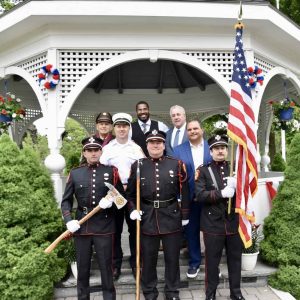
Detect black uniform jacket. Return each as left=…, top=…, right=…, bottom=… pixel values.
left=61, top=162, right=124, bottom=235
left=127, top=156, right=189, bottom=235
left=194, top=160, right=239, bottom=235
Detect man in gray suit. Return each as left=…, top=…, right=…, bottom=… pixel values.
left=165, top=105, right=188, bottom=156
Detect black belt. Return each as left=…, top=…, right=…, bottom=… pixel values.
left=78, top=206, right=95, bottom=215
left=143, top=198, right=176, bottom=208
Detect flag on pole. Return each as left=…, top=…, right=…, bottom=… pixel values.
left=227, top=22, right=258, bottom=248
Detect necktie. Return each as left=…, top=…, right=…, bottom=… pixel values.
left=142, top=123, right=147, bottom=134
left=173, top=129, right=180, bottom=147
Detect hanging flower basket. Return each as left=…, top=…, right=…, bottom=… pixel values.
left=279, top=107, right=294, bottom=121
left=0, top=93, right=26, bottom=131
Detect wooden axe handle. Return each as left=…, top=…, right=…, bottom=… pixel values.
left=44, top=206, right=102, bottom=254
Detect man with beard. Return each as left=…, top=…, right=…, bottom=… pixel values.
left=131, top=101, right=168, bottom=156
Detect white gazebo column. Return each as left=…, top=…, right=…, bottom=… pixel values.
left=262, top=142, right=271, bottom=172
left=44, top=49, right=66, bottom=204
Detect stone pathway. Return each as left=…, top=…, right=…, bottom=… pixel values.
left=54, top=286, right=282, bottom=300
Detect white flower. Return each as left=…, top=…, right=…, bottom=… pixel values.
left=12, top=113, right=17, bottom=118
left=10, top=94, right=15, bottom=99
left=16, top=98, right=21, bottom=102
left=20, top=114, right=24, bottom=119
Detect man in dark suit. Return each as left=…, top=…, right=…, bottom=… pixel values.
left=127, top=130, right=189, bottom=300
left=194, top=135, right=244, bottom=300
left=165, top=105, right=188, bottom=156
left=173, top=120, right=212, bottom=278
left=131, top=101, right=168, bottom=156
left=61, top=136, right=124, bottom=300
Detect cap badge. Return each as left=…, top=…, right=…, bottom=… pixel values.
left=89, top=137, right=96, bottom=143
left=215, top=135, right=221, bottom=141
left=152, top=129, right=158, bottom=135
left=103, top=112, right=107, bottom=115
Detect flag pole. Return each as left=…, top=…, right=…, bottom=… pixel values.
left=228, top=0, right=242, bottom=215
left=135, top=161, right=141, bottom=300
left=228, top=139, right=235, bottom=214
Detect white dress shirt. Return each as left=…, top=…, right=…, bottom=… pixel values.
left=171, top=122, right=186, bottom=147
left=190, top=140, right=204, bottom=169
left=100, top=139, right=145, bottom=184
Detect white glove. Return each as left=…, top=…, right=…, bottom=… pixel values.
left=130, top=210, right=142, bottom=221
left=221, top=186, right=235, bottom=198
left=99, top=197, right=113, bottom=209
left=66, top=220, right=80, bottom=233
left=105, top=190, right=116, bottom=202
left=226, top=176, right=237, bottom=189
left=182, top=220, right=189, bottom=226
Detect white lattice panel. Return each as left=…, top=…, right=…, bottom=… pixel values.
left=16, top=52, right=48, bottom=99
left=58, top=50, right=125, bottom=104
left=183, top=51, right=234, bottom=81
left=254, top=55, right=276, bottom=74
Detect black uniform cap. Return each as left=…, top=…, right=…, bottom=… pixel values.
left=82, top=136, right=102, bottom=150
left=208, top=135, right=228, bottom=149
left=145, top=130, right=166, bottom=143
left=95, top=112, right=113, bottom=124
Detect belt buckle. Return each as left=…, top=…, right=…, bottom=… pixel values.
left=82, top=207, right=88, bottom=215
left=153, top=200, right=159, bottom=208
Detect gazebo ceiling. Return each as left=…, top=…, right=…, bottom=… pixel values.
left=88, top=59, right=215, bottom=94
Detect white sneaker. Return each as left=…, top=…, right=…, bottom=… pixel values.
left=186, top=267, right=199, bottom=278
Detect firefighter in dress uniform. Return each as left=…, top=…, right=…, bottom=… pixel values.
left=61, top=136, right=124, bottom=300
left=194, top=135, right=245, bottom=300
left=127, top=130, right=190, bottom=300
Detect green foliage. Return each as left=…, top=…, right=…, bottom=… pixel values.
left=23, top=132, right=49, bottom=162
left=202, top=114, right=228, bottom=138
left=0, top=134, right=68, bottom=299
left=271, top=153, right=286, bottom=171
left=261, top=133, right=300, bottom=298
left=0, top=0, right=14, bottom=11
left=269, top=265, right=300, bottom=300
left=242, top=225, right=263, bottom=254
left=61, top=118, right=88, bottom=174
left=270, top=0, right=300, bottom=25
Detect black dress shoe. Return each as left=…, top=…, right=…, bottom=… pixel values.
left=205, top=291, right=216, bottom=300
left=113, top=268, right=121, bottom=280
left=230, top=295, right=245, bottom=300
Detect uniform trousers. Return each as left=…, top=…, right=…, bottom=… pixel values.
left=203, top=232, right=243, bottom=298
left=141, top=231, right=182, bottom=300
left=184, top=200, right=202, bottom=268
left=114, top=206, right=136, bottom=270
left=75, top=235, right=116, bottom=300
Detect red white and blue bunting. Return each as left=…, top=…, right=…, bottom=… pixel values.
left=247, top=66, right=264, bottom=89
left=38, top=64, right=60, bottom=89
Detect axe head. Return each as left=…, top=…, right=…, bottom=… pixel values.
left=104, top=182, right=127, bottom=209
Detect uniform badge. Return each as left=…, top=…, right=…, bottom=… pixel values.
left=169, top=170, right=174, bottom=177
left=152, top=129, right=158, bottom=135
left=89, top=137, right=96, bottom=143
left=215, top=135, right=221, bottom=141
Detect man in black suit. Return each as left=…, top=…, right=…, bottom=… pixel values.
left=194, top=135, right=244, bottom=300
left=131, top=101, right=168, bottom=156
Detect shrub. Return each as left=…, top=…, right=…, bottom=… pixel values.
left=261, top=133, right=300, bottom=298
left=0, top=134, right=67, bottom=299
left=271, top=153, right=286, bottom=172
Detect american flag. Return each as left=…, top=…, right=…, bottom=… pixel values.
left=227, top=24, right=258, bottom=248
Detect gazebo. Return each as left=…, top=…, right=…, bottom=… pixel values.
left=0, top=0, right=299, bottom=222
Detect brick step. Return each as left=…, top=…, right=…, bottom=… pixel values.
left=54, top=260, right=277, bottom=298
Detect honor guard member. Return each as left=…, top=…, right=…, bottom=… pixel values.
left=194, top=135, right=244, bottom=300
left=94, top=112, right=114, bottom=147
left=127, top=130, right=190, bottom=300
left=61, top=136, right=124, bottom=300
left=100, top=112, right=145, bottom=280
